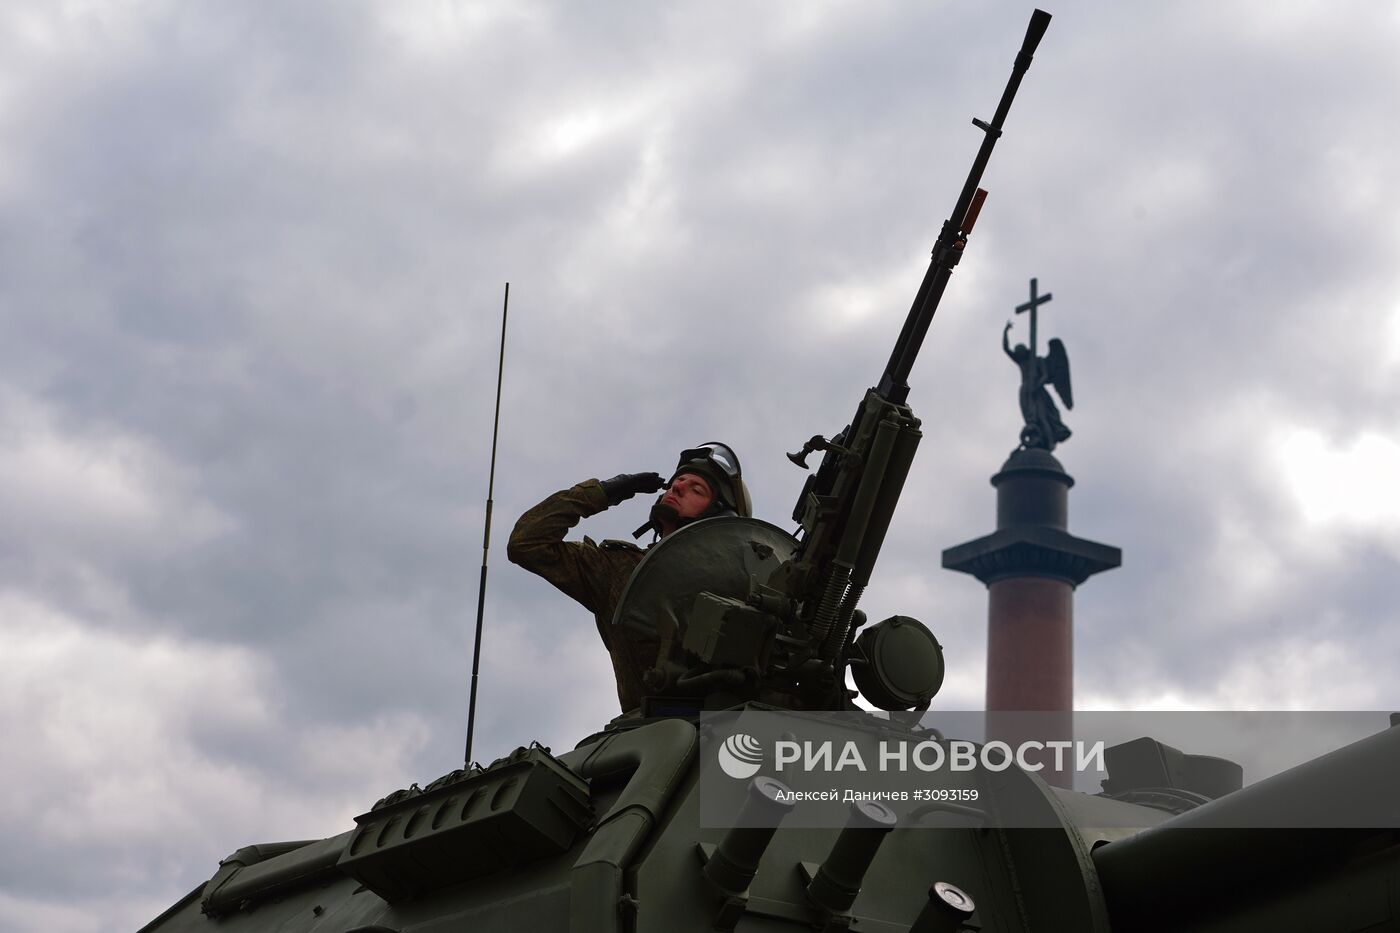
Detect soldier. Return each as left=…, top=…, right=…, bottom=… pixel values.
left=507, top=442, right=752, bottom=712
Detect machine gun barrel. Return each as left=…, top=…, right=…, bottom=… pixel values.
left=877, top=8, right=1051, bottom=405
left=778, top=12, right=1051, bottom=697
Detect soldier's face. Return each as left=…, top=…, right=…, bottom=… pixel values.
left=661, top=472, right=714, bottom=520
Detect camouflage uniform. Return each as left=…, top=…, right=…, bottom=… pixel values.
left=506, top=479, right=656, bottom=712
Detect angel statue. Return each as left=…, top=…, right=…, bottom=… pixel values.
left=1003, top=321, right=1073, bottom=451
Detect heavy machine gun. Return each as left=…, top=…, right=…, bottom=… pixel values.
left=614, top=10, right=1052, bottom=712
left=775, top=9, right=1051, bottom=704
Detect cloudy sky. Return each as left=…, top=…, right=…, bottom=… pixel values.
left=3, top=1, right=1399, bottom=930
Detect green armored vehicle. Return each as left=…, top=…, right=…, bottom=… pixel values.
left=141, top=12, right=1400, bottom=933
left=142, top=699, right=1400, bottom=932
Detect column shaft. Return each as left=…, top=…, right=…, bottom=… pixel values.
left=986, top=576, right=1072, bottom=712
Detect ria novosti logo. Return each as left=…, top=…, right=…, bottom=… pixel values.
left=713, top=733, right=1107, bottom=778
left=716, top=733, right=764, bottom=779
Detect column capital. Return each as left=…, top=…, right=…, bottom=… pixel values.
left=942, top=525, right=1121, bottom=587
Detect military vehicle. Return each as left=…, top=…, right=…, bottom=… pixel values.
left=140, top=11, right=1400, bottom=933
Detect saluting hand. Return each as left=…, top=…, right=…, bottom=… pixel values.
left=599, top=472, right=665, bottom=506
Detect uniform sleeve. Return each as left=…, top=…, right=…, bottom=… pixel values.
left=506, top=480, right=616, bottom=613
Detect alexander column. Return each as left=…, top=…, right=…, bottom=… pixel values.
left=942, top=279, right=1120, bottom=715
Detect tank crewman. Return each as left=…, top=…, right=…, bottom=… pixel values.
left=507, top=442, right=751, bottom=712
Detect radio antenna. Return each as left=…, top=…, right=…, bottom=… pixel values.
left=464, top=282, right=509, bottom=767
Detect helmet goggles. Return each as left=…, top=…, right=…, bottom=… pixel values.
left=672, top=442, right=741, bottom=485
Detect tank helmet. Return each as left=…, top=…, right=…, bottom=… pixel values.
left=669, top=441, right=751, bottom=518
left=634, top=441, right=751, bottom=539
